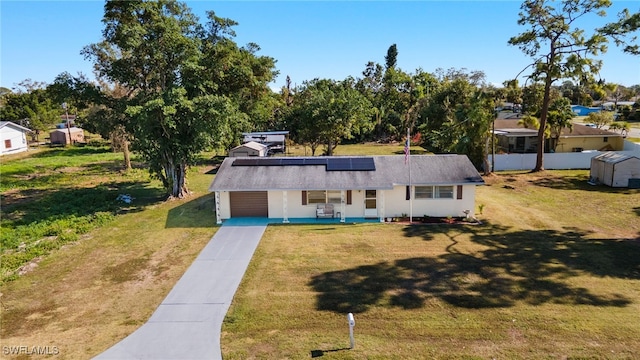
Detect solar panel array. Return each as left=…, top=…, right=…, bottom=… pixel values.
left=232, top=157, right=375, bottom=171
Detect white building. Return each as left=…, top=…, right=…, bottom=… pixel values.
left=0, top=121, right=31, bottom=156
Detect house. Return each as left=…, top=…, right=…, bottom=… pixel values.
left=493, top=120, right=624, bottom=153
left=0, top=121, right=31, bottom=156
left=571, top=105, right=602, bottom=116
left=229, top=141, right=268, bottom=157
left=242, top=131, right=289, bottom=154
left=590, top=152, right=640, bottom=188
left=208, top=155, right=485, bottom=223
left=49, top=127, right=85, bottom=145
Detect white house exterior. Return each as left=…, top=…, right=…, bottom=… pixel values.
left=0, top=121, right=31, bottom=156
left=590, top=152, right=640, bottom=188
left=209, top=155, right=484, bottom=223
left=228, top=141, right=268, bottom=157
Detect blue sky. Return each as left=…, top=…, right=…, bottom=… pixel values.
left=1, top=1, right=639, bottom=92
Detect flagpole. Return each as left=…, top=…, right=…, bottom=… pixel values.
left=407, top=128, right=412, bottom=223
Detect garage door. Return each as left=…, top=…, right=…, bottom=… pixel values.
left=230, top=191, right=269, bottom=217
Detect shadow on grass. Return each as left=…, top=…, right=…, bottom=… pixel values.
left=310, top=224, right=639, bottom=313
left=31, top=146, right=112, bottom=158
left=310, top=348, right=351, bottom=358
left=2, top=181, right=165, bottom=226
left=165, top=193, right=217, bottom=228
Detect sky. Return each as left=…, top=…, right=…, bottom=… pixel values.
left=1, top=0, right=639, bottom=93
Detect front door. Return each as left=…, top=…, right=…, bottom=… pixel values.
left=364, top=190, right=377, bottom=217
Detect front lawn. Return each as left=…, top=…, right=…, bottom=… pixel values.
left=222, top=171, right=640, bottom=359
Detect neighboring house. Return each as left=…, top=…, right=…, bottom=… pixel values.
left=0, top=121, right=31, bottom=156
left=590, top=153, right=640, bottom=188
left=208, top=155, right=484, bottom=223
left=229, top=141, right=268, bottom=157
left=571, top=105, right=602, bottom=116
left=242, top=131, right=289, bottom=154
left=49, top=127, right=85, bottom=145
left=601, top=101, right=636, bottom=111
left=494, top=120, right=624, bottom=153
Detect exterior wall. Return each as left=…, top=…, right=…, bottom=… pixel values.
left=229, top=146, right=264, bottom=157
left=218, top=186, right=479, bottom=220
left=50, top=128, right=85, bottom=145
left=555, top=136, right=623, bottom=152
left=383, top=185, right=477, bottom=218
left=611, top=159, right=640, bottom=187
left=0, top=126, right=28, bottom=155
left=218, top=191, right=231, bottom=219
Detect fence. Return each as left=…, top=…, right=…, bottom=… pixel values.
left=488, top=141, right=640, bottom=171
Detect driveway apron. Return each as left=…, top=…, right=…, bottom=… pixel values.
left=96, top=220, right=268, bottom=359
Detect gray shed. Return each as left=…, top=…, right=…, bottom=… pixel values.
left=590, top=153, right=640, bottom=188
left=228, top=141, right=268, bottom=157
left=49, top=127, right=85, bottom=145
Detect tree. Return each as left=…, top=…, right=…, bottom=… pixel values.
left=415, top=76, right=495, bottom=171
left=384, top=44, right=398, bottom=70
left=546, top=97, right=574, bottom=152
left=586, top=111, right=614, bottom=128
left=599, top=8, right=640, bottom=55
left=287, top=78, right=373, bottom=156
left=509, top=0, right=611, bottom=172
left=0, top=86, right=60, bottom=140
left=83, top=1, right=276, bottom=198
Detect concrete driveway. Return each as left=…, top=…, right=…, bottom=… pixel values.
left=96, top=220, right=268, bottom=360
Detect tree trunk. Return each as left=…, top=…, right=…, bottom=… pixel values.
left=533, top=66, right=554, bottom=172
left=122, top=140, right=132, bottom=171
left=163, top=154, right=190, bottom=199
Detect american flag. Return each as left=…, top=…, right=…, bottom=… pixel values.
left=404, top=136, right=410, bottom=165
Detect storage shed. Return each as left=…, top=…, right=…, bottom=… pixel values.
left=50, top=127, right=85, bottom=145
left=590, top=153, right=640, bottom=188
left=228, top=141, right=268, bottom=157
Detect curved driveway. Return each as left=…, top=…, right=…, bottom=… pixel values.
left=96, top=219, right=268, bottom=359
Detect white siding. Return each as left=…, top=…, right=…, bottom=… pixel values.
left=612, top=158, right=640, bottom=187
left=0, top=126, right=28, bottom=155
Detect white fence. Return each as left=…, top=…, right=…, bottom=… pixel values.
left=488, top=141, right=640, bottom=171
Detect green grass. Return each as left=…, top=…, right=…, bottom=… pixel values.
left=1, top=145, right=639, bottom=359
left=221, top=170, right=640, bottom=359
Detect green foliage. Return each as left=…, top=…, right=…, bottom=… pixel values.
left=287, top=78, right=374, bottom=155
left=586, top=111, right=614, bottom=128
left=83, top=1, right=277, bottom=198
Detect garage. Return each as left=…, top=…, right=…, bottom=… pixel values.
left=230, top=191, right=269, bottom=217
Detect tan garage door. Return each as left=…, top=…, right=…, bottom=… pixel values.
left=230, top=191, right=269, bottom=217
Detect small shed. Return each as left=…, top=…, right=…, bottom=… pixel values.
left=228, top=141, right=268, bottom=157
left=1, top=121, right=32, bottom=155
left=50, top=127, right=85, bottom=145
left=590, top=152, right=640, bottom=188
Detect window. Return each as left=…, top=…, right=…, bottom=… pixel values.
left=307, top=191, right=326, bottom=204
left=306, top=190, right=351, bottom=204
left=415, top=186, right=454, bottom=199
left=4, top=139, right=12, bottom=149
left=603, top=137, right=608, bottom=142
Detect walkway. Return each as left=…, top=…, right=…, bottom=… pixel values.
left=96, top=219, right=268, bottom=360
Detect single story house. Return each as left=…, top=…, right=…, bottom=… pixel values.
left=590, top=152, right=640, bottom=188
left=571, top=105, right=602, bottom=116
left=49, top=127, right=85, bottom=145
left=0, top=121, right=31, bottom=156
left=494, top=120, right=624, bottom=153
left=229, top=141, right=268, bottom=157
left=242, top=131, right=289, bottom=154
left=208, top=155, right=485, bottom=223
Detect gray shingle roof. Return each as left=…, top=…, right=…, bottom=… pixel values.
left=209, top=155, right=484, bottom=192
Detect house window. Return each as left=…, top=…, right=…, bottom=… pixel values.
left=603, top=137, right=608, bottom=142
left=307, top=190, right=344, bottom=204
left=307, top=191, right=326, bottom=204
left=4, top=139, right=12, bottom=149
left=415, top=186, right=454, bottom=199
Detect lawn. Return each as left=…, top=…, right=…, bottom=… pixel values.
left=1, top=146, right=639, bottom=359
left=221, top=171, right=640, bottom=359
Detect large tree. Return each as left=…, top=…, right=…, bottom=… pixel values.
left=83, top=0, right=276, bottom=198
left=288, top=78, right=373, bottom=156
left=509, top=0, right=611, bottom=172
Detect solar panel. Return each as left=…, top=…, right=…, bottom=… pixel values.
left=280, top=158, right=305, bottom=166
left=257, top=158, right=282, bottom=166
left=326, top=158, right=352, bottom=171
left=232, top=159, right=259, bottom=166
left=304, top=158, right=328, bottom=165
left=351, top=158, right=376, bottom=171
